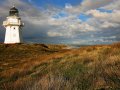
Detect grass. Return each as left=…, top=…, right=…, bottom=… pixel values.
left=0, top=43, right=120, bottom=90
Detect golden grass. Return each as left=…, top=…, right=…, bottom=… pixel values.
left=0, top=43, right=120, bottom=90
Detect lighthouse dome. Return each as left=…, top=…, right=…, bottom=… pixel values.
left=9, top=6, right=19, bottom=16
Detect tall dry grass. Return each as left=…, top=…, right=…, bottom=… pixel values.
left=0, top=43, right=120, bottom=90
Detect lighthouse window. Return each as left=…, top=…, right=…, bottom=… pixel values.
left=14, top=27, right=15, bottom=29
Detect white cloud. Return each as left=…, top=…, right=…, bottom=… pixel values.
left=86, top=10, right=109, bottom=18
left=102, top=0, right=120, bottom=10
left=0, top=0, right=120, bottom=44
left=66, top=0, right=114, bottom=14
left=47, top=32, right=63, bottom=37
left=81, top=0, right=114, bottom=11
left=65, top=3, right=72, bottom=9
left=101, top=21, right=119, bottom=28
left=86, top=9, right=120, bottom=22
left=86, top=9, right=120, bottom=29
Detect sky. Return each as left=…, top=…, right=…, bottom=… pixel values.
left=0, top=0, right=120, bottom=45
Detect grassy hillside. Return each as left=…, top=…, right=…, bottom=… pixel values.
left=0, top=43, right=120, bottom=90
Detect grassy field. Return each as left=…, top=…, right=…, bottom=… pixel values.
left=0, top=43, right=120, bottom=90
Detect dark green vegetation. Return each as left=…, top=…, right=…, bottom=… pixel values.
left=0, top=43, right=120, bottom=90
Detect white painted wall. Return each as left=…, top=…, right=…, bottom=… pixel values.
left=3, top=16, right=24, bottom=44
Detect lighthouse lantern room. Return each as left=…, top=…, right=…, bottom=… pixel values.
left=3, top=6, right=24, bottom=44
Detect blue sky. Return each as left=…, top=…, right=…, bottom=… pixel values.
left=29, top=0, right=83, bottom=7
left=0, top=0, right=120, bottom=45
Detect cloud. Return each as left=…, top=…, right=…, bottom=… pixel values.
left=0, top=0, right=120, bottom=44
left=86, top=9, right=120, bottom=28
left=102, top=0, right=120, bottom=10
left=66, top=0, right=114, bottom=14
left=65, top=3, right=72, bottom=9
left=80, top=0, right=114, bottom=11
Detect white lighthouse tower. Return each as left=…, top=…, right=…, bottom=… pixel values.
left=3, top=6, right=24, bottom=44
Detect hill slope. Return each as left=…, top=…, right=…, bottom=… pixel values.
left=0, top=43, right=120, bottom=90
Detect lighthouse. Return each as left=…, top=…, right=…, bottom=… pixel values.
left=3, top=6, right=24, bottom=44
